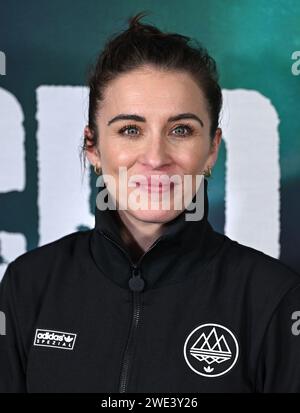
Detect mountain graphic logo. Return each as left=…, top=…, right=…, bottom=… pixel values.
left=183, top=323, right=239, bottom=378
left=190, top=327, right=232, bottom=368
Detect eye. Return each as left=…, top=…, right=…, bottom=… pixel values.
left=118, top=124, right=141, bottom=137
left=117, top=123, right=195, bottom=138
left=172, top=124, right=195, bottom=137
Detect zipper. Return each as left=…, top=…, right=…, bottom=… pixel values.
left=119, top=265, right=142, bottom=393
left=99, top=231, right=163, bottom=393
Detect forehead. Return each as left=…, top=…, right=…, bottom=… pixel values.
left=100, top=67, right=208, bottom=117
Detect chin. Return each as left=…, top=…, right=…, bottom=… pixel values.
left=127, top=208, right=182, bottom=224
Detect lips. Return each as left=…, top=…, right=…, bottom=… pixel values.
left=134, top=179, right=175, bottom=193
left=138, top=183, right=173, bottom=193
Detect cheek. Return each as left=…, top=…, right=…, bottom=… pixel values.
left=100, top=139, right=135, bottom=171
left=173, top=145, right=208, bottom=174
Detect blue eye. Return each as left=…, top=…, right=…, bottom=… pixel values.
left=118, top=124, right=140, bottom=137
left=172, top=124, right=194, bottom=136
left=117, top=123, right=195, bottom=138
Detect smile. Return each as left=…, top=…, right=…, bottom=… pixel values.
left=135, top=181, right=175, bottom=193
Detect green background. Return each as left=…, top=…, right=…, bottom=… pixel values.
left=0, top=0, right=299, bottom=273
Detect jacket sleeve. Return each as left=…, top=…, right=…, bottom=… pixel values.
left=0, top=262, right=27, bottom=392
left=255, top=282, right=300, bottom=392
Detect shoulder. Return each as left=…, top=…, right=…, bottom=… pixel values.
left=221, top=234, right=300, bottom=308
left=14, top=229, right=91, bottom=265
left=2, top=229, right=92, bottom=292
left=227, top=236, right=300, bottom=281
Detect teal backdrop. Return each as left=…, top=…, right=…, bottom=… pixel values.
left=0, top=0, right=299, bottom=279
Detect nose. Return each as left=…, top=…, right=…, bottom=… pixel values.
left=139, top=134, right=172, bottom=170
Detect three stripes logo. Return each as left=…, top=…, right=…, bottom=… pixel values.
left=34, top=329, right=77, bottom=350
left=183, top=323, right=239, bottom=377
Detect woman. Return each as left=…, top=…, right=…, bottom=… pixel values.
left=1, top=11, right=300, bottom=393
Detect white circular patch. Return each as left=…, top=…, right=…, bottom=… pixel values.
left=183, top=323, right=239, bottom=378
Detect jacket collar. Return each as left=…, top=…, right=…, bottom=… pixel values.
left=89, top=177, right=225, bottom=290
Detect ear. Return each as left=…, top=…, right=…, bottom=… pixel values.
left=84, top=125, right=101, bottom=167
left=206, top=127, right=222, bottom=168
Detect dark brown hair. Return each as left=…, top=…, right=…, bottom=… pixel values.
left=80, top=10, right=222, bottom=170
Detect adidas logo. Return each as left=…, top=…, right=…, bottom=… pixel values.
left=34, top=329, right=77, bottom=350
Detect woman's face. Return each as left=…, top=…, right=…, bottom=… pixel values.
left=86, top=65, right=222, bottom=224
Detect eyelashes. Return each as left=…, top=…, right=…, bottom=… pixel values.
left=117, top=123, right=196, bottom=138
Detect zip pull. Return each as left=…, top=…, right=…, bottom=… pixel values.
left=128, top=265, right=145, bottom=292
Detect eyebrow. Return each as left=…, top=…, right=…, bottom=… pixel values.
left=107, top=112, right=204, bottom=127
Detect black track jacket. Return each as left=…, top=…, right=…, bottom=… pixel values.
left=1, top=179, right=300, bottom=393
